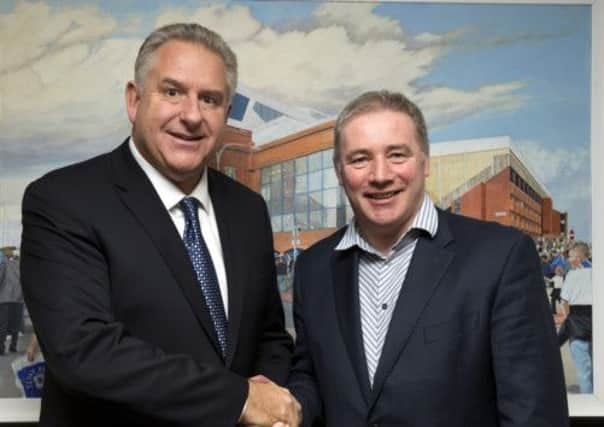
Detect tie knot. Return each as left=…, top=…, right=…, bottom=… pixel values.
left=180, top=197, right=199, bottom=219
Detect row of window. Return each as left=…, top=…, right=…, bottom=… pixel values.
left=509, top=168, right=542, bottom=204
left=510, top=193, right=541, bottom=223
left=261, top=149, right=352, bottom=232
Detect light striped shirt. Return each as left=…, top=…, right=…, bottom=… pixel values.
left=335, top=194, right=438, bottom=385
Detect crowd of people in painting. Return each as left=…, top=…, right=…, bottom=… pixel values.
left=536, top=233, right=593, bottom=393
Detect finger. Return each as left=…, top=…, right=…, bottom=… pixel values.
left=249, top=374, right=271, bottom=383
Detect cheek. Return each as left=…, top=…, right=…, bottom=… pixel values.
left=341, top=171, right=365, bottom=192
left=209, top=112, right=228, bottom=132
left=400, top=163, right=425, bottom=183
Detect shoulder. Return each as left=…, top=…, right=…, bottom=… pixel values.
left=297, top=227, right=347, bottom=263
left=22, top=147, right=123, bottom=226
left=440, top=209, right=530, bottom=249
left=25, top=150, right=113, bottom=200
left=208, top=168, right=265, bottom=207
left=565, top=268, right=591, bottom=284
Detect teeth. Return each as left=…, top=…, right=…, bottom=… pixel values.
left=172, top=133, right=201, bottom=141
left=371, top=192, right=395, bottom=199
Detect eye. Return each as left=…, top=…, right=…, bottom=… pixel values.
left=389, top=151, right=408, bottom=163
left=162, top=87, right=182, bottom=102
left=349, top=156, right=369, bottom=169
left=200, top=94, right=218, bottom=105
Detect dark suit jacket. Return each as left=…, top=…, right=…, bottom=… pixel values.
left=21, top=141, right=292, bottom=427
left=288, top=209, right=568, bottom=427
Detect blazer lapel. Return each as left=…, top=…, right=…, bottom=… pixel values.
left=207, top=170, right=243, bottom=368
left=332, top=246, right=372, bottom=405
left=110, top=142, right=224, bottom=358
left=369, top=215, right=454, bottom=409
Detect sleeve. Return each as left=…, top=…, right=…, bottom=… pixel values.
left=287, top=253, right=324, bottom=427
left=20, top=179, right=248, bottom=425
left=560, top=273, right=573, bottom=302
left=490, top=233, right=569, bottom=427
left=251, top=200, right=294, bottom=385
left=0, top=258, right=6, bottom=292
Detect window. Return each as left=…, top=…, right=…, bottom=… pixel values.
left=261, top=148, right=349, bottom=231
left=229, top=93, right=249, bottom=121
left=253, top=101, right=283, bottom=122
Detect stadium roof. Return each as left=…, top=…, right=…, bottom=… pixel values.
left=431, top=136, right=551, bottom=198
left=227, top=83, right=332, bottom=145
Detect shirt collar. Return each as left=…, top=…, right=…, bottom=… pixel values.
left=335, top=193, right=439, bottom=254
left=128, top=137, right=210, bottom=212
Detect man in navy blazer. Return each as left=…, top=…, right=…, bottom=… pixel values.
left=288, top=90, right=568, bottom=426
left=21, top=23, right=300, bottom=426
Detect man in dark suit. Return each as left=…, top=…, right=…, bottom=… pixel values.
left=288, top=90, right=568, bottom=426
left=21, top=23, right=300, bottom=427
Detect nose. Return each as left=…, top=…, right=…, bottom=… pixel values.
left=370, top=156, right=393, bottom=183
left=180, top=95, right=203, bottom=128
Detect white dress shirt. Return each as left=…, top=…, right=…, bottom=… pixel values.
left=561, top=267, right=592, bottom=306
left=335, top=194, right=439, bottom=385
left=129, top=139, right=229, bottom=317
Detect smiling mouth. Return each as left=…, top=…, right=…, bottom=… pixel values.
left=168, top=131, right=204, bottom=142
left=367, top=190, right=401, bottom=200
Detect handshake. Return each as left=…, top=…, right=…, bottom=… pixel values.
left=239, top=375, right=302, bottom=427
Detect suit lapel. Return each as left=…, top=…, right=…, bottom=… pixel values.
left=109, top=142, right=224, bottom=357
left=369, top=213, right=454, bottom=409
left=332, top=246, right=372, bottom=405
left=207, top=170, right=243, bottom=368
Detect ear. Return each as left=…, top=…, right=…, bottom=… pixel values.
left=333, top=155, right=344, bottom=186
left=125, top=81, right=141, bottom=125
left=423, top=155, right=431, bottom=178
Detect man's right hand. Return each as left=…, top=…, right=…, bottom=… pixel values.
left=239, top=377, right=301, bottom=426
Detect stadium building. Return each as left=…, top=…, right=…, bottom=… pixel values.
left=214, top=91, right=566, bottom=254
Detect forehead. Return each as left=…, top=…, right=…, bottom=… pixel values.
left=149, top=40, right=227, bottom=87
left=340, top=109, right=419, bottom=150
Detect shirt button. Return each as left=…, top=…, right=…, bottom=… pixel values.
left=381, top=303, right=388, bottom=310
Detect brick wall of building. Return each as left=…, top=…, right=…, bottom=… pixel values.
left=460, top=182, right=486, bottom=220
left=273, top=228, right=337, bottom=253
left=484, top=168, right=512, bottom=226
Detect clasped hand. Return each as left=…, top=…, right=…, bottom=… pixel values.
left=239, top=375, right=301, bottom=427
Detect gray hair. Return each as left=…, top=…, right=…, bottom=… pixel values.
left=571, top=241, right=590, bottom=259
left=134, top=23, right=238, bottom=102
left=333, top=90, right=429, bottom=161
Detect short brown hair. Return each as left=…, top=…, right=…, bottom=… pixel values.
left=333, top=90, right=429, bottom=161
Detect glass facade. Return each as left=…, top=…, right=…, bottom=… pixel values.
left=261, top=148, right=352, bottom=232
left=229, top=93, right=249, bottom=121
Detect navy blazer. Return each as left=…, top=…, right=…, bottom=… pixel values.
left=21, top=141, right=292, bottom=427
left=289, top=209, right=568, bottom=427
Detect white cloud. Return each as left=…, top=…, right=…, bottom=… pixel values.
left=514, top=140, right=589, bottom=184
left=313, top=3, right=405, bottom=42
left=0, top=1, right=137, bottom=155
left=0, top=2, right=118, bottom=73
left=0, top=1, right=530, bottom=172
left=156, top=3, right=522, bottom=117
left=512, top=139, right=592, bottom=239
left=155, top=3, right=262, bottom=42
left=418, top=82, right=528, bottom=129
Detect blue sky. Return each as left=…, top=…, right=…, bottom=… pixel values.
left=0, top=0, right=593, bottom=243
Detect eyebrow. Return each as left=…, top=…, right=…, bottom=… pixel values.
left=345, top=148, right=371, bottom=158
left=159, top=78, right=226, bottom=101
left=158, top=77, right=184, bottom=88
left=386, top=144, right=413, bottom=154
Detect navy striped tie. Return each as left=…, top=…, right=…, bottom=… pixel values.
left=180, top=197, right=228, bottom=356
